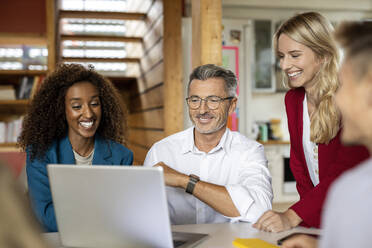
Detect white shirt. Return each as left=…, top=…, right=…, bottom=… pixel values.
left=144, top=127, right=273, bottom=225
left=302, top=95, right=319, bottom=186
left=320, top=158, right=372, bottom=248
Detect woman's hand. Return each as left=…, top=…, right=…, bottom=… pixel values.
left=253, top=209, right=302, bottom=233
left=281, top=234, right=318, bottom=248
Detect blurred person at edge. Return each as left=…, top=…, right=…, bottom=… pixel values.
left=0, top=162, right=49, bottom=248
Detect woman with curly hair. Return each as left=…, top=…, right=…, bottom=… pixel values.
left=253, top=12, right=369, bottom=232
left=18, top=63, right=133, bottom=232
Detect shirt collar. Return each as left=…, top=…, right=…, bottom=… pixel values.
left=181, top=126, right=232, bottom=155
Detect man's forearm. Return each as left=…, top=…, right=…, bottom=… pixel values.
left=183, top=179, right=240, bottom=217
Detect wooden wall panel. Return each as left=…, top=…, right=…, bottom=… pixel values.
left=128, top=0, right=165, bottom=163
left=140, top=41, right=163, bottom=73
left=143, top=16, right=163, bottom=52
left=128, top=129, right=165, bottom=148
left=146, top=0, right=163, bottom=28
left=143, top=62, right=164, bottom=90
left=128, top=109, right=164, bottom=129
left=127, top=143, right=149, bottom=165
left=135, top=61, right=163, bottom=93
left=131, top=84, right=163, bottom=112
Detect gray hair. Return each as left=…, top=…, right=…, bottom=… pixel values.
left=187, top=64, right=238, bottom=97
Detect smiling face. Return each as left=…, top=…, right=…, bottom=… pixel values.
left=188, top=77, right=236, bottom=135
left=335, top=60, right=372, bottom=146
left=277, top=34, right=322, bottom=90
left=65, top=81, right=101, bottom=142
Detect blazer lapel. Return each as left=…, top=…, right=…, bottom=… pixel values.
left=58, top=136, right=75, bottom=164
left=92, top=135, right=112, bottom=165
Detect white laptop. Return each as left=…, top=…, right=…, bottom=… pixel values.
left=47, top=165, right=208, bottom=248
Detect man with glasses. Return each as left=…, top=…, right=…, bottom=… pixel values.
left=144, top=64, right=272, bottom=225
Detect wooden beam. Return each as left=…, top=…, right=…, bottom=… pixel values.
left=163, top=0, right=183, bottom=136
left=46, top=0, right=57, bottom=72
left=61, top=34, right=143, bottom=43
left=191, top=0, right=222, bottom=67
left=59, top=10, right=146, bottom=21
left=62, top=57, right=140, bottom=63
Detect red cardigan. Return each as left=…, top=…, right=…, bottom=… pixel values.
left=285, top=87, right=369, bottom=228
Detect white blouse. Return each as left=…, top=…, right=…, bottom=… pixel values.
left=73, top=149, right=94, bottom=166
left=302, top=95, right=319, bottom=186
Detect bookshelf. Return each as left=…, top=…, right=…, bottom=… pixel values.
left=0, top=99, right=29, bottom=116
left=0, top=0, right=56, bottom=152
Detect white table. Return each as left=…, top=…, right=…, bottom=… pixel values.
left=43, top=223, right=320, bottom=248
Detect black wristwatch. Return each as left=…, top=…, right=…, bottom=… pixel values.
left=185, top=174, right=200, bottom=194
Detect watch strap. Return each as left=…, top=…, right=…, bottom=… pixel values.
left=185, top=174, right=200, bottom=194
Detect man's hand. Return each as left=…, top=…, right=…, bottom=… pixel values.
left=281, top=234, right=318, bottom=248
left=252, top=209, right=302, bottom=233
left=154, top=162, right=188, bottom=188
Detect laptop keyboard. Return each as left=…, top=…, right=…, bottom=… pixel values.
left=173, top=240, right=187, bottom=247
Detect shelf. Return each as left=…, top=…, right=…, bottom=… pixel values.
left=258, top=140, right=290, bottom=145
left=0, top=70, right=47, bottom=76
left=59, top=10, right=146, bottom=21
left=0, top=142, right=17, bottom=147
left=0, top=143, right=21, bottom=152
left=61, top=34, right=142, bottom=43
left=62, top=57, right=140, bottom=63
left=0, top=33, right=47, bottom=46
left=0, top=99, right=29, bottom=115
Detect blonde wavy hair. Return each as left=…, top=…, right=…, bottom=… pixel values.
left=274, top=12, right=340, bottom=144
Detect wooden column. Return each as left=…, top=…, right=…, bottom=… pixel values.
left=163, top=0, right=184, bottom=136
left=191, top=0, right=222, bottom=68
left=46, top=0, right=57, bottom=71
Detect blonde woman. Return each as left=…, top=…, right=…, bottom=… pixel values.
left=253, top=12, right=369, bottom=232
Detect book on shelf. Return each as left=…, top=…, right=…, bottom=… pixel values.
left=15, top=75, right=44, bottom=100
left=17, top=76, right=34, bottom=99
left=0, top=117, right=23, bottom=144
left=0, top=85, right=16, bottom=100
left=30, top=75, right=44, bottom=99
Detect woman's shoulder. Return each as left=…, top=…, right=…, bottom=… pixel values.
left=106, top=139, right=133, bottom=155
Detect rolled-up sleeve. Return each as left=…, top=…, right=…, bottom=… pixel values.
left=226, top=145, right=273, bottom=223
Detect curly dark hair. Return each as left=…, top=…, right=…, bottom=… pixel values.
left=18, top=63, right=128, bottom=161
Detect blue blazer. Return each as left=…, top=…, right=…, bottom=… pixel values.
left=26, top=135, right=133, bottom=232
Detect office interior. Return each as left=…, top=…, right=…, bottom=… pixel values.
left=0, top=0, right=371, bottom=212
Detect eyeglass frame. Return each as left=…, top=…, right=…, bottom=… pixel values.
left=185, top=95, right=235, bottom=110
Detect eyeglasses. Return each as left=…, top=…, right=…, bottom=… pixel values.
left=186, top=96, right=234, bottom=110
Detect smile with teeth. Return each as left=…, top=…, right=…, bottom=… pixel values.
left=79, top=121, right=94, bottom=128
left=288, top=71, right=302, bottom=78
